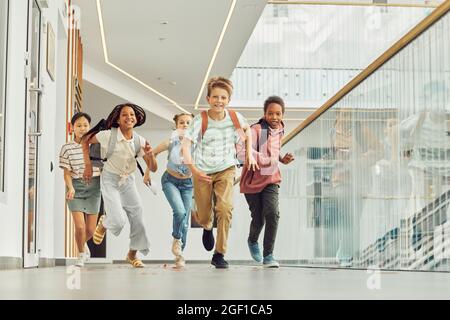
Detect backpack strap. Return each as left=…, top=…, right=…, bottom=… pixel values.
left=132, top=133, right=145, bottom=176
left=133, top=133, right=141, bottom=158
left=253, top=118, right=269, bottom=153
left=102, top=127, right=145, bottom=176
left=106, top=128, right=118, bottom=160
left=196, top=110, right=209, bottom=146
left=228, top=109, right=246, bottom=142
left=200, top=111, right=208, bottom=137
left=199, top=109, right=246, bottom=141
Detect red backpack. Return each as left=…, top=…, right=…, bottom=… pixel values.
left=199, top=109, right=247, bottom=167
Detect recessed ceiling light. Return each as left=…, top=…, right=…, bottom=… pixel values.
left=96, top=0, right=189, bottom=113
left=194, top=0, right=237, bottom=109
left=161, top=21, right=169, bottom=25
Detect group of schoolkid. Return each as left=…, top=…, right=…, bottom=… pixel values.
left=59, top=77, right=294, bottom=269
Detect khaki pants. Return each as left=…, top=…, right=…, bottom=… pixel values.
left=193, top=166, right=236, bottom=254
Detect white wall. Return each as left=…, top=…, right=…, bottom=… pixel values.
left=0, top=0, right=28, bottom=259
left=0, top=0, right=68, bottom=261
left=37, top=0, right=68, bottom=260
left=52, top=10, right=68, bottom=259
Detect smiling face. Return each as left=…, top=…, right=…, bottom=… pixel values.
left=206, top=87, right=230, bottom=114
left=117, top=106, right=136, bottom=130
left=176, top=114, right=192, bottom=130
left=73, top=116, right=90, bottom=140
left=264, top=103, right=284, bottom=129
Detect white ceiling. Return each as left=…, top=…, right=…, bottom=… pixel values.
left=82, top=80, right=172, bottom=130
left=102, top=0, right=231, bottom=106
left=74, top=0, right=268, bottom=119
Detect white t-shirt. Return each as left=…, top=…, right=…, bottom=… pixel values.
left=184, top=110, right=248, bottom=174
left=96, top=128, right=146, bottom=175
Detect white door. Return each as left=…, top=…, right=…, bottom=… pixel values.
left=23, top=0, right=42, bottom=268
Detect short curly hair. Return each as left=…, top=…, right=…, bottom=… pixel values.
left=263, top=96, right=285, bottom=114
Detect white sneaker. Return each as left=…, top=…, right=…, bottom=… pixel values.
left=175, top=255, right=186, bottom=268
left=84, top=244, right=91, bottom=261
left=171, top=238, right=182, bottom=257
left=75, top=255, right=84, bottom=267
left=82, top=252, right=89, bottom=264
left=146, top=180, right=158, bottom=195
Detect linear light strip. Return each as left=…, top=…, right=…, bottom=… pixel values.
left=107, top=62, right=184, bottom=109
left=96, top=0, right=189, bottom=113
left=96, top=0, right=109, bottom=62
left=194, top=0, right=237, bottom=109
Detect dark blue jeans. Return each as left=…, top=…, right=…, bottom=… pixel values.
left=161, top=171, right=193, bottom=250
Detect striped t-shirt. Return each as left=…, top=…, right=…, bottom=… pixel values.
left=59, top=142, right=101, bottom=179
left=184, top=109, right=248, bottom=174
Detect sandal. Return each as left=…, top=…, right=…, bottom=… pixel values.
left=93, top=215, right=106, bottom=245
left=126, top=254, right=145, bottom=268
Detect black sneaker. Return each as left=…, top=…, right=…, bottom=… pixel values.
left=211, top=253, right=229, bottom=269
left=202, top=229, right=215, bottom=251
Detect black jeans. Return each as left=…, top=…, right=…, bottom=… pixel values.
left=245, top=184, right=280, bottom=257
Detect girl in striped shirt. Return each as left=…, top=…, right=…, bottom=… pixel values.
left=59, top=112, right=101, bottom=267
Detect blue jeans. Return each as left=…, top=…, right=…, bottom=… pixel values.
left=161, top=171, right=193, bottom=250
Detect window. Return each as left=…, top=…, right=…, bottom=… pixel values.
left=0, top=0, right=9, bottom=192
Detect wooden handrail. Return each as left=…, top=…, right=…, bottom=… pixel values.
left=282, top=0, right=450, bottom=146
left=234, top=0, right=450, bottom=186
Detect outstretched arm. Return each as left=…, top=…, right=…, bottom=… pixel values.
left=153, top=140, right=170, bottom=157
left=242, top=124, right=259, bottom=171
left=181, top=138, right=211, bottom=183
left=279, top=153, right=295, bottom=165
left=143, top=140, right=169, bottom=184
left=81, top=134, right=99, bottom=184
left=143, top=141, right=158, bottom=172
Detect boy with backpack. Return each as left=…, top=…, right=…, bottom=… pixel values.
left=240, top=96, right=294, bottom=268
left=182, top=77, right=258, bottom=268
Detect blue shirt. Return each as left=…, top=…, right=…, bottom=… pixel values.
left=167, top=133, right=192, bottom=176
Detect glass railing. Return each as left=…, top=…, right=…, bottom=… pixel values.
left=279, top=0, right=450, bottom=271
left=231, top=3, right=434, bottom=109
